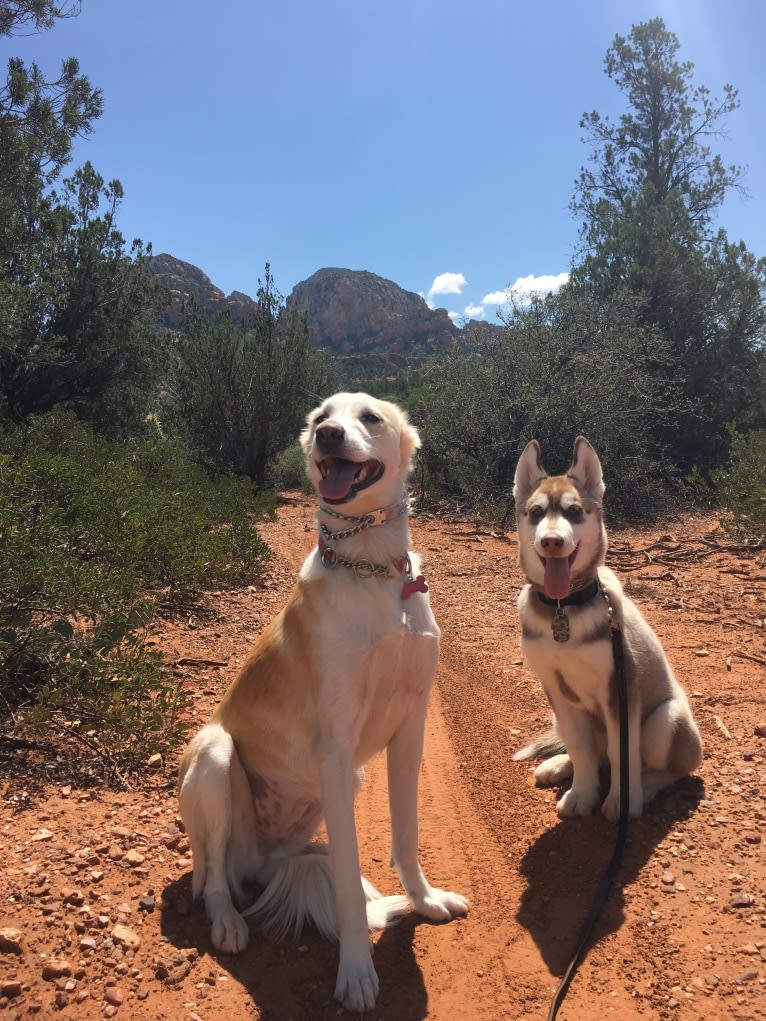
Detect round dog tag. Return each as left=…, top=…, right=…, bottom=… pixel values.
left=320, top=546, right=337, bottom=569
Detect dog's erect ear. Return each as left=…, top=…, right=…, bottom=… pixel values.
left=398, top=410, right=421, bottom=477
left=513, top=440, right=547, bottom=504
left=299, top=405, right=322, bottom=456
left=567, top=436, right=605, bottom=502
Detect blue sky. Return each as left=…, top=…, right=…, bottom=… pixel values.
left=6, top=0, right=765, bottom=323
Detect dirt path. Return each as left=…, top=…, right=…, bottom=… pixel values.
left=1, top=495, right=765, bottom=1021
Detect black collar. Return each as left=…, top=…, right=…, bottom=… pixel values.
left=536, top=578, right=601, bottom=608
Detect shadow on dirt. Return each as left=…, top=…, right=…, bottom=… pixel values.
left=160, top=872, right=430, bottom=1020
left=515, top=776, right=705, bottom=975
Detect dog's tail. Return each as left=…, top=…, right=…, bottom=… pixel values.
left=242, top=845, right=410, bottom=941
left=512, top=726, right=566, bottom=762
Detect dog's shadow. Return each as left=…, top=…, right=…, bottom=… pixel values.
left=159, top=876, right=429, bottom=1020
left=515, top=776, right=705, bottom=975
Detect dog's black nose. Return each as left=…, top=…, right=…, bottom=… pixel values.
left=541, top=536, right=564, bottom=551
left=316, top=423, right=345, bottom=452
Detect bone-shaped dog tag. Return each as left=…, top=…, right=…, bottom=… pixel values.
left=401, top=574, right=428, bottom=599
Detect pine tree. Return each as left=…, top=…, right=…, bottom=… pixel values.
left=570, top=17, right=766, bottom=469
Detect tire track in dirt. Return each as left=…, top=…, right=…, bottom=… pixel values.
left=355, top=680, right=552, bottom=1021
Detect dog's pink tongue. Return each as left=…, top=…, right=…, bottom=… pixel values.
left=318, top=461, right=357, bottom=501
left=544, top=557, right=571, bottom=601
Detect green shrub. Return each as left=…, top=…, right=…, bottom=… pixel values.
left=708, top=427, right=766, bottom=538
left=267, top=442, right=312, bottom=492
left=0, top=410, right=272, bottom=780
left=409, top=289, right=684, bottom=521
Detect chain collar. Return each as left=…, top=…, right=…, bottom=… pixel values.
left=317, top=493, right=410, bottom=543
left=318, top=535, right=391, bottom=577
left=317, top=537, right=429, bottom=599
left=315, top=491, right=427, bottom=598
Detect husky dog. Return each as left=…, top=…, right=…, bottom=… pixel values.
left=178, top=393, right=468, bottom=1014
left=512, top=436, right=703, bottom=820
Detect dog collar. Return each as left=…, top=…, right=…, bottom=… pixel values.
left=536, top=578, right=601, bottom=608
left=318, top=495, right=410, bottom=543
left=319, top=493, right=409, bottom=529
left=317, top=537, right=428, bottom=599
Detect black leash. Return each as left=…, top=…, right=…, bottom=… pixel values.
left=547, top=584, right=629, bottom=1021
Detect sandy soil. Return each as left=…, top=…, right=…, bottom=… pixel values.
left=1, top=493, right=764, bottom=1021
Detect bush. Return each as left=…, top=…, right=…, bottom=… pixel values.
left=167, top=265, right=336, bottom=484
left=0, top=410, right=272, bottom=779
left=708, top=427, right=766, bottom=538
left=410, top=288, right=686, bottom=521
left=267, top=442, right=312, bottom=492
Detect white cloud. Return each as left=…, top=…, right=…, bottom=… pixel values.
left=464, top=303, right=485, bottom=319
left=482, top=290, right=510, bottom=306
left=510, top=272, right=569, bottom=299
left=482, top=272, right=569, bottom=307
left=428, top=272, right=467, bottom=301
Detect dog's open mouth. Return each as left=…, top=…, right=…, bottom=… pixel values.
left=317, top=457, right=385, bottom=503
left=539, top=546, right=579, bottom=601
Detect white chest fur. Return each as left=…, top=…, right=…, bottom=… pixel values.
left=519, top=586, right=614, bottom=718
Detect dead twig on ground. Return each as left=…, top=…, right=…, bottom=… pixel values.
left=174, top=656, right=230, bottom=668
left=609, top=533, right=765, bottom=571
left=712, top=714, right=732, bottom=739
left=730, top=649, right=766, bottom=667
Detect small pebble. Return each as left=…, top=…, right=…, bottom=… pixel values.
left=736, top=970, right=758, bottom=984
left=729, top=892, right=754, bottom=908
left=0, top=929, right=23, bottom=955
left=42, top=959, right=73, bottom=981
left=112, top=924, right=141, bottom=950
left=104, top=985, right=125, bottom=1006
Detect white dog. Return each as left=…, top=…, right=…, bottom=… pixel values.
left=178, top=392, right=468, bottom=1013
left=512, top=436, right=703, bottom=820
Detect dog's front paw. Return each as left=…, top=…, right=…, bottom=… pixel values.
left=412, top=886, right=470, bottom=922
left=602, top=786, right=643, bottom=822
left=210, top=906, right=249, bottom=954
left=334, top=949, right=379, bottom=1014
left=557, top=785, right=599, bottom=817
